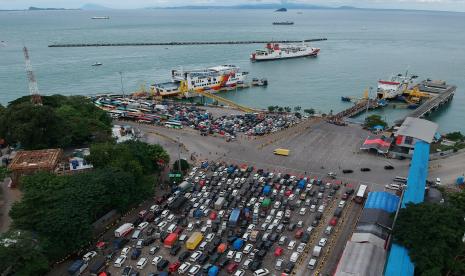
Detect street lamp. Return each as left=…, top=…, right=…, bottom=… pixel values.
left=119, top=71, right=125, bottom=98
left=176, top=136, right=182, bottom=173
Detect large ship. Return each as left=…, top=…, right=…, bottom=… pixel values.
left=376, top=73, right=418, bottom=100
left=250, top=43, right=320, bottom=61
left=151, top=65, right=248, bottom=98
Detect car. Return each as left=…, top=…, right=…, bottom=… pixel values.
left=290, top=251, right=300, bottom=262
left=179, top=251, right=191, bottom=262
left=178, top=262, right=191, bottom=274
left=114, top=255, right=127, bottom=267
left=275, top=258, right=284, bottom=270
left=338, top=200, right=346, bottom=208
left=288, top=240, right=296, bottom=250
left=243, top=244, right=253, bottom=254
left=169, top=261, right=181, bottom=273
left=342, top=169, right=353, bottom=174
left=82, top=251, right=97, bottom=262
left=341, top=193, right=349, bottom=200
left=274, top=246, right=284, bottom=256
left=254, top=268, right=270, bottom=276
left=308, top=258, right=317, bottom=270
left=137, top=221, right=149, bottom=230
left=152, top=255, right=163, bottom=265
left=157, top=259, right=169, bottom=271
left=384, top=165, right=394, bottom=170
left=190, top=251, right=202, bottom=262
left=188, top=265, right=201, bottom=276
left=206, top=233, right=215, bottom=242
left=297, top=221, right=303, bottom=228
left=361, top=167, right=371, bottom=172
left=234, top=269, right=246, bottom=276
left=136, top=257, right=147, bottom=269
left=131, top=249, right=141, bottom=260
left=170, top=244, right=181, bottom=256
left=327, top=172, right=337, bottom=178
left=122, top=266, right=132, bottom=276
left=297, top=242, right=306, bottom=253
left=227, top=263, right=239, bottom=273
left=219, top=258, right=230, bottom=268
left=299, top=207, right=307, bottom=215
left=329, top=217, right=338, bottom=226
left=227, top=250, right=236, bottom=259
left=435, top=177, right=441, bottom=185
left=284, top=262, right=295, bottom=274
left=319, top=238, right=328, bottom=247
left=243, top=258, right=253, bottom=269
left=121, top=247, right=130, bottom=256
left=187, top=223, right=194, bottom=231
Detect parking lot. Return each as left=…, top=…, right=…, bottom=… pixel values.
left=76, top=160, right=364, bottom=276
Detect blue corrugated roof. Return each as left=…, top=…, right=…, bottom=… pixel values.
left=385, top=141, right=430, bottom=275
left=402, top=141, right=429, bottom=207
left=385, top=243, right=415, bottom=276
left=365, top=192, right=400, bottom=213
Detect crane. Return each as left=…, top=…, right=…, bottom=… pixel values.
left=23, top=46, right=42, bottom=105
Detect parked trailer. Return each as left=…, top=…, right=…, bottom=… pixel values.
left=67, top=260, right=87, bottom=276
left=114, top=223, right=134, bottom=238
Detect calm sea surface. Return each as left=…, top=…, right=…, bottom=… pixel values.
left=1, top=9, right=464, bottom=132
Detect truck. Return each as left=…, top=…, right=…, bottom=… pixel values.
left=313, top=245, right=322, bottom=257
left=67, top=260, right=87, bottom=276
left=214, top=197, right=225, bottom=210
left=178, top=181, right=192, bottom=192
left=114, top=223, right=134, bottom=238
left=228, top=208, right=241, bottom=227
left=164, top=233, right=178, bottom=248
left=273, top=148, right=290, bottom=156
left=89, top=258, right=106, bottom=276
left=112, top=237, right=129, bottom=249
left=186, top=232, right=204, bottom=250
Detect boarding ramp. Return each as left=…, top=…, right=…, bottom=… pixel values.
left=194, top=90, right=259, bottom=113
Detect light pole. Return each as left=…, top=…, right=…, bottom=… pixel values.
left=365, top=86, right=372, bottom=122
left=119, top=71, right=125, bottom=98
left=176, top=136, right=182, bottom=173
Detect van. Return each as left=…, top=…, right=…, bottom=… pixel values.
left=136, top=258, right=147, bottom=269
left=290, top=252, right=299, bottom=263
left=131, top=230, right=141, bottom=240
left=308, top=258, right=317, bottom=270
left=199, top=241, right=208, bottom=251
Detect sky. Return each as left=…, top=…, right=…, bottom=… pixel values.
left=1, top=0, right=465, bottom=12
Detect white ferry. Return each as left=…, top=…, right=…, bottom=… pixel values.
left=250, top=43, right=320, bottom=61
left=376, top=73, right=418, bottom=100
left=151, top=65, right=248, bottom=98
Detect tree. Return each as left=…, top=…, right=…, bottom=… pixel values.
left=364, top=114, right=387, bottom=129
left=284, top=106, right=292, bottom=113
left=173, top=159, right=190, bottom=172
left=393, top=202, right=465, bottom=275
left=267, top=106, right=276, bottom=113
left=277, top=107, right=284, bottom=113
left=0, top=167, right=8, bottom=180
left=0, top=230, right=49, bottom=276
left=445, top=132, right=464, bottom=141
left=294, top=106, right=301, bottom=112
left=304, top=108, right=315, bottom=115
left=0, top=95, right=112, bottom=149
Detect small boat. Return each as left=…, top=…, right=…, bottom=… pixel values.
left=91, top=16, right=110, bottom=20
left=251, top=78, right=268, bottom=86
left=273, top=21, right=294, bottom=25
left=341, top=96, right=352, bottom=102
left=275, top=8, right=287, bottom=12
left=92, top=62, right=103, bottom=66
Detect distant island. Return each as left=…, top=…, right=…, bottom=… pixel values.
left=28, top=7, right=80, bottom=11
left=146, top=3, right=357, bottom=10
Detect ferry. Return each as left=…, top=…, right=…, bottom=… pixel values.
left=272, top=21, right=294, bottom=25
left=152, top=65, right=248, bottom=98
left=250, top=43, right=320, bottom=62
left=376, top=73, right=418, bottom=100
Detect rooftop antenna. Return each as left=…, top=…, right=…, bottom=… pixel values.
left=23, top=46, right=42, bottom=105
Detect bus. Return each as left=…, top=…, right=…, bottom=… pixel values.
left=355, top=184, right=368, bottom=204
left=165, top=120, right=183, bottom=129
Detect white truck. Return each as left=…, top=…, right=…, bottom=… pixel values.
left=115, top=223, right=134, bottom=238
left=313, top=246, right=322, bottom=257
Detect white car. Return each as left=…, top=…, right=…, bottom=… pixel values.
left=247, top=224, right=256, bottom=232
left=82, top=251, right=97, bottom=262
left=187, top=223, right=194, bottom=231
left=114, top=255, right=126, bottom=267
left=150, top=204, right=159, bottom=212
left=161, top=210, right=169, bottom=218
left=288, top=240, right=296, bottom=250
left=137, top=221, right=149, bottom=230
left=319, top=238, right=328, bottom=247
left=274, top=201, right=281, bottom=209
left=254, top=268, right=270, bottom=276
left=297, top=242, right=306, bottom=253
left=243, top=244, right=253, bottom=254
left=136, top=257, right=147, bottom=269
left=151, top=255, right=162, bottom=265
left=338, top=200, right=346, bottom=208
left=289, top=194, right=296, bottom=201
left=299, top=208, right=307, bottom=215
left=167, top=214, right=175, bottom=221
left=188, top=265, right=201, bottom=276
left=178, top=262, right=191, bottom=274
left=234, top=269, right=246, bottom=276
left=190, top=251, right=202, bottom=262
left=206, top=233, right=215, bottom=242
left=290, top=252, right=300, bottom=263
left=227, top=250, right=236, bottom=259
left=121, top=247, right=130, bottom=256
left=243, top=258, right=253, bottom=268
left=235, top=252, right=243, bottom=263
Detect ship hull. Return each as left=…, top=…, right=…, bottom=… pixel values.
left=251, top=48, right=320, bottom=62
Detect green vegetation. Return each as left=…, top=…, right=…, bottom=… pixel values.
left=393, top=191, right=465, bottom=275
left=304, top=108, right=315, bottom=115
left=364, top=114, right=387, bottom=129
left=173, top=159, right=190, bottom=172
left=445, top=131, right=465, bottom=142
left=8, top=141, right=169, bottom=268
left=0, top=167, right=8, bottom=180
left=0, top=95, right=112, bottom=150
left=0, top=230, right=49, bottom=276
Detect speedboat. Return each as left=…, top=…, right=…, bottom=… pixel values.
left=92, top=62, right=103, bottom=66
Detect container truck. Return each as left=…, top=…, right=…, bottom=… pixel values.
left=186, top=232, right=204, bottom=250
left=67, top=260, right=87, bottom=276
left=114, top=223, right=134, bottom=238
left=228, top=208, right=241, bottom=227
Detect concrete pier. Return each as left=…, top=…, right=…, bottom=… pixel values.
left=48, top=38, right=327, bottom=48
